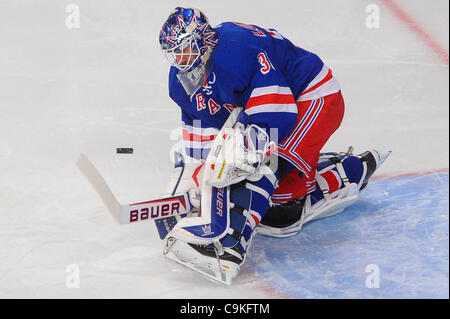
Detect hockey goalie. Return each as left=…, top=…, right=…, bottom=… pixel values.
left=156, top=7, right=391, bottom=285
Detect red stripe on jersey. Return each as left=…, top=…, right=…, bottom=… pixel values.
left=246, top=93, right=296, bottom=110
left=300, top=69, right=333, bottom=96
left=182, top=129, right=216, bottom=142
left=282, top=100, right=320, bottom=149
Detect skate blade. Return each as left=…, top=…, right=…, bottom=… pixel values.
left=164, top=249, right=233, bottom=286
left=165, top=250, right=232, bottom=286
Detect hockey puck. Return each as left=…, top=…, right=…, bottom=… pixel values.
left=116, top=148, right=133, bottom=154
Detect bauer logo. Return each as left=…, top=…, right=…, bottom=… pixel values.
left=215, top=187, right=225, bottom=217
left=129, top=197, right=185, bottom=223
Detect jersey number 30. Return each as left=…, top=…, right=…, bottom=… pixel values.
left=257, top=52, right=271, bottom=74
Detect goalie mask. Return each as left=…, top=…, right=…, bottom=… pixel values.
left=159, top=7, right=218, bottom=97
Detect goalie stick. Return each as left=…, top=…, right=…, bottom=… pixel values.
left=76, top=154, right=192, bottom=225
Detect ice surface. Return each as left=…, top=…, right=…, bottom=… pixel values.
left=0, top=0, right=448, bottom=298
left=249, top=173, right=449, bottom=298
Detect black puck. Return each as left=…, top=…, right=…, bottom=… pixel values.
left=116, top=148, right=133, bottom=154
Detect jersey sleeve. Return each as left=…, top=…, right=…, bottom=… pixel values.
left=239, top=52, right=298, bottom=145
left=181, top=110, right=220, bottom=160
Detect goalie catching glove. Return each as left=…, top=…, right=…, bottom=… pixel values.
left=207, top=122, right=276, bottom=188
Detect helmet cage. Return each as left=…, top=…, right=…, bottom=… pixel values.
left=162, top=33, right=201, bottom=72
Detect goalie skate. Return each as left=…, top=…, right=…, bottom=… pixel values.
left=163, top=237, right=242, bottom=286
left=257, top=183, right=360, bottom=237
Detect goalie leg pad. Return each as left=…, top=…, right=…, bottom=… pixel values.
left=164, top=170, right=277, bottom=284
left=155, top=151, right=203, bottom=239
left=258, top=149, right=391, bottom=237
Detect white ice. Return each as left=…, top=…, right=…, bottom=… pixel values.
left=0, top=0, right=448, bottom=298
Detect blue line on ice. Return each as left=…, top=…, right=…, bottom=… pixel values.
left=247, top=173, right=449, bottom=298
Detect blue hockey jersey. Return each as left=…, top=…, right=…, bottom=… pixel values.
left=168, top=22, right=336, bottom=160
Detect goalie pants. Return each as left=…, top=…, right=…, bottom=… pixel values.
left=273, top=91, right=345, bottom=204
